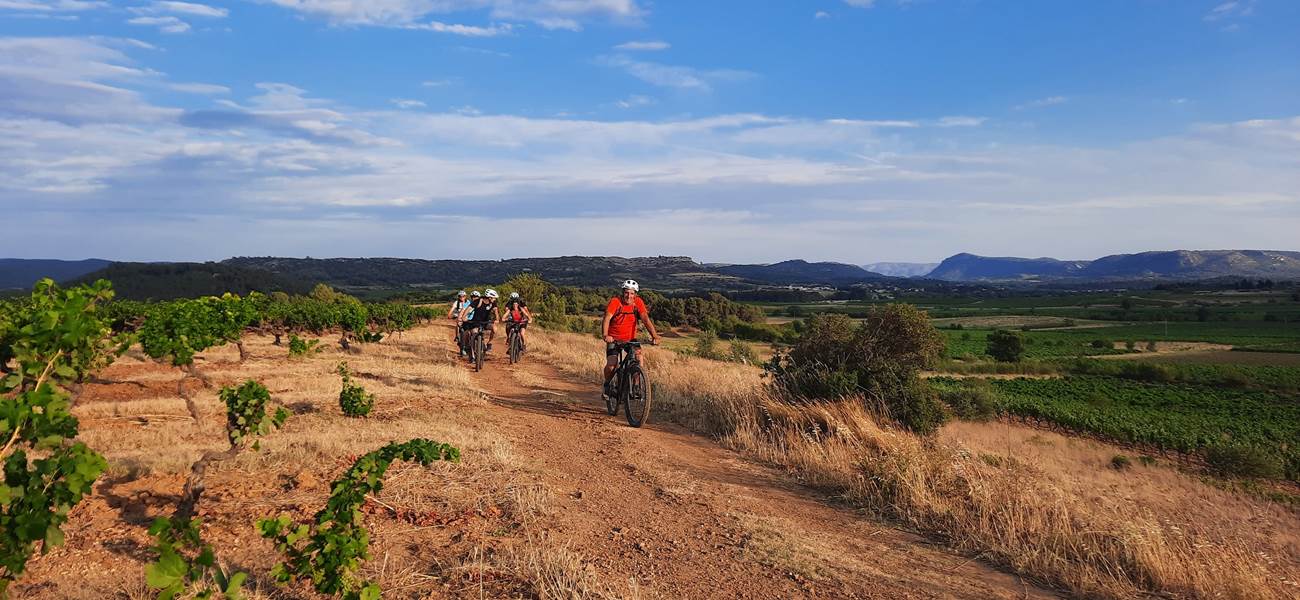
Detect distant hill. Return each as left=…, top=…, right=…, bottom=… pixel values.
left=225, top=256, right=886, bottom=291
left=863, top=262, right=937, bottom=278
left=928, top=250, right=1300, bottom=282
left=712, top=260, right=883, bottom=286
left=0, top=258, right=112, bottom=290
left=73, top=262, right=314, bottom=301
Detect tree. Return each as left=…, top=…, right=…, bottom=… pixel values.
left=985, top=329, right=1025, bottom=362
left=1196, top=305, right=1212, bottom=322
left=766, top=305, right=948, bottom=434
left=1120, top=298, right=1134, bottom=311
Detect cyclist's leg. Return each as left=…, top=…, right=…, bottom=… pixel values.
left=485, top=323, right=496, bottom=350
left=603, top=344, right=619, bottom=393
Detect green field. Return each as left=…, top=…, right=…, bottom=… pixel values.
left=941, top=328, right=1125, bottom=359
left=937, top=375, right=1300, bottom=480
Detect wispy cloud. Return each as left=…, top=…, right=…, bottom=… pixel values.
left=597, top=54, right=755, bottom=92
left=0, top=0, right=105, bottom=11
left=614, top=94, right=654, bottom=109
left=127, top=15, right=191, bottom=33
left=391, top=98, right=426, bottom=109
left=402, top=21, right=512, bottom=36
left=134, top=1, right=227, bottom=18
left=843, top=0, right=875, bottom=7
left=614, top=40, right=669, bottom=51
left=260, top=0, right=644, bottom=31
left=936, top=116, right=987, bottom=127
left=1014, top=95, right=1067, bottom=110
left=814, top=10, right=830, bottom=19
left=1203, top=1, right=1254, bottom=21
left=169, top=82, right=230, bottom=94
left=422, top=79, right=456, bottom=87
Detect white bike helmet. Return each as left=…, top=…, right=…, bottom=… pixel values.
left=457, top=290, right=467, bottom=298
left=509, top=292, right=520, bottom=299
left=485, top=289, right=499, bottom=299
left=471, top=290, right=481, bottom=297
left=621, top=279, right=640, bottom=292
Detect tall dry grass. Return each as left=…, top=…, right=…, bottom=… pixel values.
left=527, top=329, right=1297, bottom=599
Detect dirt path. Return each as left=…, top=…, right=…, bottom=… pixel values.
left=448, top=325, right=1056, bottom=599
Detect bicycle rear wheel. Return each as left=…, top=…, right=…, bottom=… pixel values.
left=509, top=330, right=522, bottom=364
left=473, top=334, right=485, bottom=372
left=622, top=365, right=651, bottom=428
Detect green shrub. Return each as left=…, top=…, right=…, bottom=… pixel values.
left=1110, top=455, right=1132, bottom=470
left=1205, top=445, right=1284, bottom=479
left=336, top=362, right=374, bottom=418
left=985, top=329, right=1025, bottom=363
left=1145, top=340, right=1158, bottom=352
left=694, top=330, right=720, bottom=360
left=1090, top=339, right=1110, bottom=349
left=219, top=380, right=289, bottom=449
left=728, top=340, right=759, bottom=364
left=1124, top=340, right=1136, bottom=351
left=936, top=380, right=998, bottom=421
left=288, top=334, right=321, bottom=357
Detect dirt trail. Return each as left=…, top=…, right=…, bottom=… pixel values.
left=451, top=326, right=1055, bottom=599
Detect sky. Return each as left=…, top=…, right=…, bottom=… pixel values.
left=1, top=0, right=1299, bottom=264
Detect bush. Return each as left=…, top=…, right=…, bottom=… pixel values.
left=1205, top=445, right=1283, bottom=479
left=985, top=329, right=1025, bottom=363
left=336, top=362, right=374, bottom=418
left=1110, top=455, right=1132, bottom=470
left=1145, top=340, right=1158, bottom=352
left=765, top=306, right=947, bottom=434
left=1124, top=340, right=1136, bottom=351
left=1090, top=339, right=1110, bottom=349
left=728, top=340, right=759, bottom=364
left=936, top=380, right=998, bottom=421
left=694, top=330, right=720, bottom=360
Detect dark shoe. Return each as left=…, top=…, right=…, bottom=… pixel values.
left=486, top=343, right=493, bottom=352
left=603, top=379, right=615, bottom=397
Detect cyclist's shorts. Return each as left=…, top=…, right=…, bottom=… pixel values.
left=606, top=341, right=637, bottom=357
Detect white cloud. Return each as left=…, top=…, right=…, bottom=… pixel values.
left=169, top=82, right=230, bottom=94
left=614, top=40, right=668, bottom=51
left=843, top=0, right=875, bottom=7
left=814, top=10, right=830, bottom=19
left=391, top=98, right=427, bottom=109
left=1204, top=1, right=1254, bottom=21
left=6, top=36, right=1300, bottom=263
left=127, top=15, right=192, bottom=33
left=421, top=78, right=455, bottom=87
left=936, top=116, right=986, bottom=127
left=0, top=0, right=104, bottom=11
left=403, top=20, right=511, bottom=36
left=597, top=54, right=755, bottom=92
left=1014, top=95, right=1067, bottom=110
left=132, top=1, right=227, bottom=18
left=614, top=94, right=653, bottom=109
left=259, top=0, right=644, bottom=30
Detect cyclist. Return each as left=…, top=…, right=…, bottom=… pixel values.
left=456, top=291, right=483, bottom=355
left=501, top=291, right=532, bottom=350
left=462, top=289, right=499, bottom=354
left=448, top=291, right=472, bottom=346
left=602, top=280, right=660, bottom=397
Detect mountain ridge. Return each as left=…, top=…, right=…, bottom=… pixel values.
left=927, top=250, right=1300, bottom=281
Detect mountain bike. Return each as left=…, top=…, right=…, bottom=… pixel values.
left=604, top=341, right=652, bottom=427
left=506, top=321, right=527, bottom=364
left=463, top=323, right=486, bottom=372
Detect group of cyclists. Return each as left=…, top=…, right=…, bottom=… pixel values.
left=446, top=279, right=662, bottom=405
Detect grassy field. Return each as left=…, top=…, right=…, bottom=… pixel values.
left=941, top=328, right=1127, bottom=359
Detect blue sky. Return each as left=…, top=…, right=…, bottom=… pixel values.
left=2, top=0, right=1298, bottom=264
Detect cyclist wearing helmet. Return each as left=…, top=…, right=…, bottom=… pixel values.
left=602, top=280, right=660, bottom=396
left=462, top=289, right=500, bottom=353
left=448, top=291, right=472, bottom=345
left=457, top=291, right=485, bottom=355
left=501, top=291, right=533, bottom=349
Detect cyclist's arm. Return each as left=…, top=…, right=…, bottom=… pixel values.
left=639, top=306, right=661, bottom=343
left=601, top=310, right=614, bottom=341
left=522, top=307, right=533, bottom=321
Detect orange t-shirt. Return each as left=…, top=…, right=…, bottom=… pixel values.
left=605, top=296, right=648, bottom=342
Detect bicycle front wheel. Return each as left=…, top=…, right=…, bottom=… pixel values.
left=474, top=335, right=485, bottom=372
left=509, top=330, right=521, bottom=364
left=622, top=365, right=651, bottom=428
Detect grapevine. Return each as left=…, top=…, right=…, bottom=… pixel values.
left=0, top=279, right=126, bottom=595
left=336, top=363, right=374, bottom=418
left=144, top=516, right=246, bottom=600
left=258, top=439, right=460, bottom=600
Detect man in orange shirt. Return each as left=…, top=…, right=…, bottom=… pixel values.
left=602, top=280, right=661, bottom=396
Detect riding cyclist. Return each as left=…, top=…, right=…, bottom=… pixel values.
left=448, top=291, right=472, bottom=345
left=501, top=291, right=532, bottom=350
left=455, top=291, right=483, bottom=354
left=462, top=289, right=500, bottom=354
left=602, top=280, right=660, bottom=398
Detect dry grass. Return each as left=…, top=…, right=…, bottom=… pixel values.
left=528, top=327, right=1299, bottom=599
left=46, top=326, right=618, bottom=600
